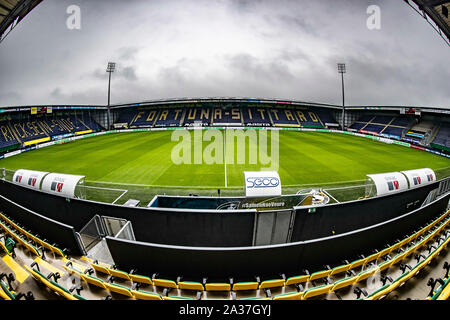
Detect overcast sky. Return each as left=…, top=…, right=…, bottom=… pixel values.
left=0, top=0, right=448, bottom=108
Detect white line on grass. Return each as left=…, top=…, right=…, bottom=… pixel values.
left=224, top=128, right=227, bottom=188
left=84, top=185, right=128, bottom=192
left=324, top=184, right=367, bottom=191
left=85, top=179, right=369, bottom=190
left=86, top=180, right=239, bottom=189
left=112, top=190, right=128, bottom=204
left=323, top=189, right=340, bottom=203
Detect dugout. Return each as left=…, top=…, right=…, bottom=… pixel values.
left=401, top=168, right=436, bottom=189
left=41, top=173, right=86, bottom=199
left=12, top=169, right=49, bottom=190
left=365, top=171, right=409, bottom=197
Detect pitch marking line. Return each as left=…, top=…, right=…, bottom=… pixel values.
left=323, top=189, right=340, bottom=203
left=112, top=190, right=128, bottom=204
left=84, top=185, right=128, bottom=192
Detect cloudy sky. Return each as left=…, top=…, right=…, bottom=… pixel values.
left=0, top=0, right=449, bottom=108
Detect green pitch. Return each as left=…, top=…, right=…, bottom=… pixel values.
left=1, top=130, right=449, bottom=186
left=1, top=130, right=449, bottom=203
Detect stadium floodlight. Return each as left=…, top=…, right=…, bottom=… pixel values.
left=337, top=63, right=346, bottom=131
left=106, top=62, right=116, bottom=130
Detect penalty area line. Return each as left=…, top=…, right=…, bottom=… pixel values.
left=322, top=189, right=340, bottom=203
left=112, top=190, right=128, bottom=204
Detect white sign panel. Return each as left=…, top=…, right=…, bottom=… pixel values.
left=366, top=172, right=408, bottom=196
left=244, top=171, right=282, bottom=198
left=12, top=169, right=49, bottom=189
left=401, top=168, right=436, bottom=189
left=41, top=173, right=85, bottom=198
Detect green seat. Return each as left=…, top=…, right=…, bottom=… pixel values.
left=0, top=279, right=16, bottom=300
left=5, top=238, right=15, bottom=253
left=366, top=283, right=390, bottom=300
left=272, top=291, right=303, bottom=300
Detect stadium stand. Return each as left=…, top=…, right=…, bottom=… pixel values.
left=128, top=109, right=160, bottom=127
left=431, top=122, right=450, bottom=152
left=211, top=107, right=242, bottom=125
left=153, top=108, right=184, bottom=127
left=242, top=107, right=272, bottom=126
left=268, top=108, right=299, bottom=127
left=182, top=107, right=212, bottom=126
left=403, top=120, right=436, bottom=144
left=115, top=105, right=336, bottom=130
left=0, top=112, right=102, bottom=154
left=3, top=207, right=448, bottom=300
left=1, top=191, right=448, bottom=300
left=349, top=114, right=415, bottom=139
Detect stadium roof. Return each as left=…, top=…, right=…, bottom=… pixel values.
left=408, top=0, right=450, bottom=46
left=0, top=0, right=42, bottom=43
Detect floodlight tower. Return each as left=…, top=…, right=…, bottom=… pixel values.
left=106, top=62, right=116, bottom=130
left=337, top=63, right=346, bottom=131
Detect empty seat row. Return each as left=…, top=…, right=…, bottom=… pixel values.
left=70, top=209, right=450, bottom=300
left=25, top=262, right=86, bottom=300
left=364, top=221, right=450, bottom=300
left=0, top=212, right=67, bottom=259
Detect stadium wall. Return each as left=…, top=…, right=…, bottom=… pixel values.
left=0, top=177, right=447, bottom=251
left=0, top=194, right=83, bottom=256
left=291, top=180, right=440, bottom=241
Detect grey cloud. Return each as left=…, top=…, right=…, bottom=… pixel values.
left=0, top=0, right=448, bottom=108
left=117, top=65, right=138, bottom=81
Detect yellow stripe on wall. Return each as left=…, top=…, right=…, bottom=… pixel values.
left=23, top=137, right=50, bottom=146
left=75, top=130, right=92, bottom=136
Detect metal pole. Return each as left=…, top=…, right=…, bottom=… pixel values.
left=107, top=71, right=112, bottom=130
left=341, top=72, right=345, bottom=131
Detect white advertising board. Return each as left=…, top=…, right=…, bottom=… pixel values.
left=244, top=171, right=282, bottom=198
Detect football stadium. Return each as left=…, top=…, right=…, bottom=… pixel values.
left=0, top=0, right=450, bottom=305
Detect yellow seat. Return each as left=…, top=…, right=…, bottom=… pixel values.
left=376, top=259, right=395, bottom=272
left=302, top=283, right=333, bottom=300
left=0, top=241, right=12, bottom=257
left=331, top=276, right=357, bottom=292
left=164, top=296, right=195, bottom=300
left=259, top=279, right=285, bottom=289
left=437, top=284, right=450, bottom=300
left=349, top=258, right=367, bottom=270
left=330, top=264, right=351, bottom=277
left=205, top=283, right=231, bottom=291
left=105, top=282, right=133, bottom=297
left=50, top=245, right=66, bottom=258
left=272, top=291, right=303, bottom=300
left=239, top=296, right=270, bottom=300
left=355, top=268, right=377, bottom=283
left=232, top=282, right=259, bottom=291
left=109, top=269, right=131, bottom=281
left=0, top=286, right=12, bottom=300
left=24, top=265, right=76, bottom=300
left=178, top=281, right=204, bottom=291
left=91, top=263, right=111, bottom=276
left=132, top=289, right=163, bottom=300
left=81, top=274, right=107, bottom=289
left=309, top=269, right=332, bottom=282
left=285, top=275, right=310, bottom=286
left=153, top=278, right=178, bottom=289
left=129, top=273, right=153, bottom=286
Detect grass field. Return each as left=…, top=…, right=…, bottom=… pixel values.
left=1, top=129, right=449, bottom=205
